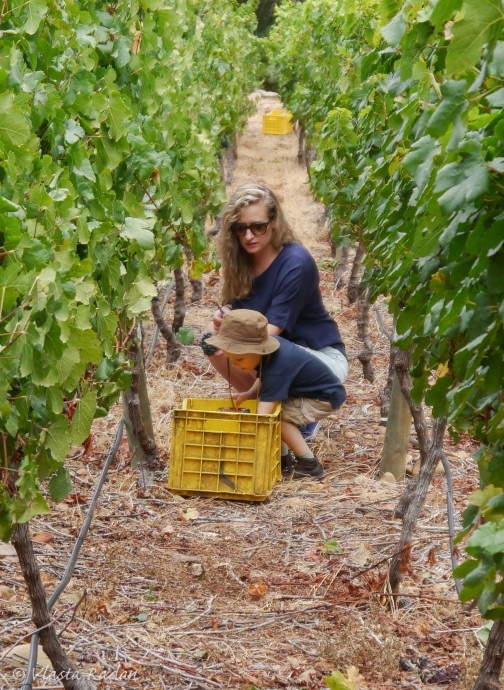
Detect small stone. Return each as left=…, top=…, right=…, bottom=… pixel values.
left=380, top=472, right=396, bottom=484
left=190, top=563, right=204, bottom=577
left=411, top=459, right=445, bottom=477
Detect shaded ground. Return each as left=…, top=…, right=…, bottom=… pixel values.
left=1, top=93, right=484, bottom=690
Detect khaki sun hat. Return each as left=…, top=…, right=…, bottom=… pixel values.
left=205, top=309, right=280, bottom=355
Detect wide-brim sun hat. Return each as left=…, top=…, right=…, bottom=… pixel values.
left=205, top=309, right=280, bottom=355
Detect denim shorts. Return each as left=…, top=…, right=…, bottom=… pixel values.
left=298, top=345, right=348, bottom=383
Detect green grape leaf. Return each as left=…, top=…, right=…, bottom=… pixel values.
left=489, top=40, right=504, bottom=75
left=115, top=35, right=132, bottom=68
left=49, top=466, right=73, bottom=502
left=447, top=0, right=504, bottom=74
left=73, top=158, right=97, bottom=182
left=427, top=80, right=468, bottom=137
left=0, top=107, right=31, bottom=147
left=403, top=136, right=438, bottom=189
left=453, top=558, right=479, bottom=578
left=45, top=417, right=72, bottom=464
left=23, top=0, right=49, bottom=34
left=324, top=670, right=355, bottom=690
left=487, top=250, right=504, bottom=294
left=125, top=277, right=158, bottom=314
left=0, top=196, right=20, bottom=212
left=487, top=157, right=504, bottom=172
left=96, top=132, right=129, bottom=171
left=179, top=199, right=194, bottom=224
left=485, top=493, right=504, bottom=520
left=475, top=621, right=494, bottom=645
left=71, top=390, right=98, bottom=446
left=64, top=119, right=85, bottom=144
left=381, top=13, right=406, bottom=45
left=15, top=493, right=51, bottom=524
left=462, top=564, right=491, bottom=588
left=431, top=0, right=463, bottom=29
left=120, top=218, right=155, bottom=249
left=106, top=93, right=132, bottom=141
left=434, top=159, right=489, bottom=213
left=486, top=88, right=504, bottom=107
left=176, top=327, right=195, bottom=345
left=322, top=539, right=341, bottom=554
left=467, top=521, right=504, bottom=555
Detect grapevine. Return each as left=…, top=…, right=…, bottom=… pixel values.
left=269, top=0, right=504, bottom=621
left=0, top=0, right=260, bottom=539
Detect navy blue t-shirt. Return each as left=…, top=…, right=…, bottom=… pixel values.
left=259, top=337, right=346, bottom=409
left=232, top=243, right=346, bottom=356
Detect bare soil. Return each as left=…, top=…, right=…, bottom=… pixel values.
left=1, top=93, right=484, bottom=690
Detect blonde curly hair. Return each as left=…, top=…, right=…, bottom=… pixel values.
left=217, top=182, right=298, bottom=303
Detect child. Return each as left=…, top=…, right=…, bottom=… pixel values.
left=205, top=309, right=346, bottom=479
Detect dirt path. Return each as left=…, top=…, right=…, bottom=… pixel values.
left=232, top=93, right=326, bottom=256
left=1, top=95, right=483, bottom=690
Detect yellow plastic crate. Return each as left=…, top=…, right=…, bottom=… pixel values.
left=262, top=109, right=293, bottom=135
left=168, top=398, right=281, bottom=501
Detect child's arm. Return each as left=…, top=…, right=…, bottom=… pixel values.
left=267, top=323, right=283, bottom=336
left=257, top=400, right=276, bottom=415
left=234, top=378, right=261, bottom=406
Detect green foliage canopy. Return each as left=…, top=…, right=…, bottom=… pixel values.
left=269, top=0, right=504, bottom=619
left=0, top=0, right=260, bottom=540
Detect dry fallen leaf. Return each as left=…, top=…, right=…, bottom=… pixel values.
left=297, top=668, right=317, bottom=683
left=411, top=458, right=445, bottom=476
left=0, top=585, right=16, bottom=600
left=301, top=549, right=320, bottom=561
left=347, top=665, right=367, bottom=689
left=0, top=542, right=17, bottom=557
left=118, top=660, right=142, bottom=673
left=52, top=501, right=71, bottom=512
left=96, top=600, right=114, bottom=618
left=412, top=621, right=432, bottom=636
left=169, top=550, right=199, bottom=562
left=180, top=360, right=206, bottom=376
left=4, top=644, right=52, bottom=669
left=177, top=507, right=199, bottom=521
left=350, top=543, right=371, bottom=567
left=162, top=523, right=175, bottom=536
left=32, top=531, right=54, bottom=545
left=63, top=492, right=88, bottom=505
left=248, top=583, right=268, bottom=598
left=40, top=572, right=55, bottom=587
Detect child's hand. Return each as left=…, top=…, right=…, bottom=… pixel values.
left=234, top=378, right=261, bottom=405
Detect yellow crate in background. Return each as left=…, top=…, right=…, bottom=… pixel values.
left=262, top=109, right=293, bottom=135
left=168, top=398, right=281, bottom=501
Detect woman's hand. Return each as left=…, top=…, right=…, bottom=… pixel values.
left=212, top=304, right=232, bottom=333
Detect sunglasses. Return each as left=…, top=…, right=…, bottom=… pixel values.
left=231, top=221, right=270, bottom=237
